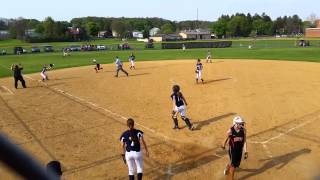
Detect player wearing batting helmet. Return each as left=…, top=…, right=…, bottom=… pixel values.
left=222, top=116, right=248, bottom=180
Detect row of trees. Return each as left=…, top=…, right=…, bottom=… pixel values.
left=212, top=13, right=307, bottom=38
left=0, top=13, right=317, bottom=42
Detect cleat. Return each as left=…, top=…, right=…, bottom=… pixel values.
left=173, top=126, right=180, bottom=130
left=189, top=125, right=195, bottom=131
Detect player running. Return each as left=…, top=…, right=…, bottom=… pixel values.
left=171, top=85, right=194, bottom=130
left=195, top=59, right=204, bottom=84
left=222, top=116, right=248, bottom=180
left=206, top=50, right=212, bottom=63
left=120, top=118, right=149, bottom=180
left=115, top=56, right=129, bottom=77
left=129, top=53, right=136, bottom=70
left=93, top=59, right=103, bottom=73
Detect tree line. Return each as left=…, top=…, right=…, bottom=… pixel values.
left=0, top=13, right=316, bottom=42
left=211, top=13, right=308, bottom=38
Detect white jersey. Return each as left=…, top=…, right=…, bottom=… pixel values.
left=115, top=58, right=122, bottom=67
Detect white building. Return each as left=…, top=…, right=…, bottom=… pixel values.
left=132, top=31, right=143, bottom=38
left=179, top=29, right=211, bottom=40
left=149, top=27, right=160, bottom=37
left=0, top=30, right=10, bottom=39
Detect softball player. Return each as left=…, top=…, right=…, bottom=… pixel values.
left=115, top=56, right=129, bottom=77
left=11, top=64, right=26, bottom=89
left=40, top=64, right=49, bottom=81
left=129, top=53, right=136, bottom=70
left=206, top=50, right=212, bottom=63
left=120, top=118, right=149, bottom=180
left=93, top=59, right=103, bottom=73
left=171, top=85, right=194, bottom=130
left=195, top=59, right=204, bottom=84
left=222, top=116, right=248, bottom=180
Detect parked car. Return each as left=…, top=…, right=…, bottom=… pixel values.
left=31, top=46, right=41, bottom=53
left=97, top=45, right=106, bottom=50
left=13, top=47, right=26, bottom=55
left=81, top=44, right=97, bottom=51
left=69, top=45, right=81, bottom=51
left=118, top=43, right=130, bottom=50
left=43, top=45, right=54, bottom=52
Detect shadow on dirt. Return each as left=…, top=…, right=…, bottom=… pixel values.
left=238, top=148, right=311, bottom=180
left=203, top=77, right=232, bottom=85
left=193, top=112, right=236, bottom=130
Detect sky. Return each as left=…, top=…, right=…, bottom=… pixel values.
left=1, top=0, right=319, bottom=21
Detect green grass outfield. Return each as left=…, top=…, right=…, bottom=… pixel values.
left=0, top=38, right=320, bottom=78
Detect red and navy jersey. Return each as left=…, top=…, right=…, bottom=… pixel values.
left=120, top=129, right=143, bottom=152
left=196, top=63, right=203, bottom=71
left=228, top=126, right=245, bottom=150
left=171, top=92, right=184, bottom=107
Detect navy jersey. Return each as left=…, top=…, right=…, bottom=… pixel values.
left=130, top=55, right=135, bottom=61
left=228, top=126, right=245, bottom=150
left=13, top=66, right=23, bottom=77
left=120, top=129, right=143, bottom=152
left=171, top=92, right=184, bottom=107
left=196, top=63, right=203, bottom=71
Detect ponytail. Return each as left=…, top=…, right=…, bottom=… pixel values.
left=127, top=118, right=138, bottom=143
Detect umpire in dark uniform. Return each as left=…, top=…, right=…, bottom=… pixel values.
left=11, top=64, right=26, bottom=89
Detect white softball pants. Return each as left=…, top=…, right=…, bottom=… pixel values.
left=196, top=71, right=202, bottom=80
left=130, top=60, right=135, bottom=67
left=41, top=72, right=47, bottom=80
left=173, top=105, right=186, bottom=118
left=126, top=151, right=143, bottom=175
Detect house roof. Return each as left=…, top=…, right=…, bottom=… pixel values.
left=180, top=29, right=211, bottom=35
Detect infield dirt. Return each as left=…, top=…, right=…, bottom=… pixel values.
left=0, top=59, right=320, bottom=180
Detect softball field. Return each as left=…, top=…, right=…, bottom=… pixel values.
left=0, top=59, right=320, bottom=179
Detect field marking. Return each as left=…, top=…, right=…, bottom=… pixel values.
left=1, top=85, right=14, bottom=95
left=24, top=74, right=173, bottom=142
left=248, top=115, right=319, bottom=145
left=262, top=144, right=273, bottom=158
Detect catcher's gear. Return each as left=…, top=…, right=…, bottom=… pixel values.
left=121, top=154, right=126, bottom=164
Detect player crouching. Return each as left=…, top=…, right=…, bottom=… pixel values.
left=171, top=85, right=194, bottom=130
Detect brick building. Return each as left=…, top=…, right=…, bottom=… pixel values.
left=305, top=20, right=320, bottom=38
